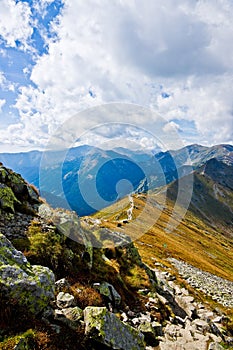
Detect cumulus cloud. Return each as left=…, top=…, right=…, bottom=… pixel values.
left=0, top=0, right=33, bottom=50
left=0, top=0, right=233, bottom=150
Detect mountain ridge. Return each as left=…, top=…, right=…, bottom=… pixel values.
left=1, top=143, right=233, bottom=216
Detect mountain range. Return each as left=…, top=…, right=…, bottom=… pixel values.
left=91, top=145, right=233, bottom=286
left=0, top=143, right=233, bottom=216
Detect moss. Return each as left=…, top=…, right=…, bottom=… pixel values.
left=124, top=265, right=151, bottom=290
left=0, top=186, right=20, bottom=213
left=0, top=329, right=36, bottom=350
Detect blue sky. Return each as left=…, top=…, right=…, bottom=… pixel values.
left=0, top=0, right=232, bottom=152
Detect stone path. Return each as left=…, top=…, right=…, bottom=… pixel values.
left=169, top=258, right=233, bottom=308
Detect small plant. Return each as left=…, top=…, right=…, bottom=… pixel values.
left=70, top=283, right=103, bottom=309
left=124, top=265, right=151, bottom=290
left=26, top=221, right=64, bottom=271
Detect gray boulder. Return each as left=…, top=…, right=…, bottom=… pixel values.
left=0, top=233, right=55, bottom=315
left=56, top=292, right=75, bottom=308
left=54, top=306, right=83, bottom=330
left=84, top=306, right=145, bottom=350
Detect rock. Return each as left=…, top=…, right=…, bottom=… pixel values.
left=169, top=258, right=233, bottom=308
left=93, top=281, right=121, bottom=308
left=209, top=323, right=223, bottom=338
left=175, top=295, right=196, bottom=318
left=138, top=321, right=158, bottom=346
left=39, top=204, right=93, bottom=269
left=84, top=306, right=145, bottom=349
left=127, top=310, right=136, bottom=318
left=174, top=315, right=187, bottom=326
left=0, top=165, right=40, bottom=215
left=56, top=292, right=75, bottom=309
left=121, top=312, right=128, bottom=323
left=0, top=233, right=55, bottom=315
left=151, top=321, right=163, bottom=336
left=55, top=278, right=70, bottom=292
left=138, top=312, right=151, bottom=324
left=212, top=316, right=222, bottom=323
left=208, top=333, right=222, bottom=343
left=54, top=306, right=83, bottom=330
left=157, top=293, right=168, bottom=305
left=50, top=324, right=61, bottom=334
left=192, top=319, right=210, bottom=332
left=178, top=327, right=194, bottom=342
left=208, top=343, right=224, bottom=350
left=42, top=307, right=54, bottom=321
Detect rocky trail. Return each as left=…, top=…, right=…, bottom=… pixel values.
left=127, top=194, right=134, bottom=221
left=46, top=259, right=233, bottom=350
left=169, top=258, right=233, bottom=309
left=149, top=265, right=233, bottom=349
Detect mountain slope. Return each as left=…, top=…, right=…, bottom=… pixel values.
left=166, top=158, right=233, bottom=233
left=91, top=158, right=233, bottom=284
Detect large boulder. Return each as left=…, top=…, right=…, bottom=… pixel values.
left=39, top=204, right=93, bottom=269
left=0, top=233, right=55, bottom=315
left=84, top=306, right=145, bottom=350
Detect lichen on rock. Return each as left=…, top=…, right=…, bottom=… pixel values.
left=0, top=233, right=55, bottom=315
left=84, top=306, right=145, bottom=350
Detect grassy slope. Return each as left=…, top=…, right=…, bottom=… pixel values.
left=91, top=184, right=233, bottom=283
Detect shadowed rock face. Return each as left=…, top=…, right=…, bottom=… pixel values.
left=0, top=233, right=55, bottom=315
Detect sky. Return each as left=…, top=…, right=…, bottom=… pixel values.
left=0, top=0, right=233, bottom=153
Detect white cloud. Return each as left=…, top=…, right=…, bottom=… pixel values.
left=163, top=121, right=181, bottom=133
left=0, top=71, right=15, bottom=91
left=32, top=0, right=55, bottom=16
left=1, top=0, right=233, bottom=150
left=0, top=0, right=33, bottom=50
left=0, top=98, right=6, bottom=112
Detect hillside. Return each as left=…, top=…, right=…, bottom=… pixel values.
left=1, top=164, right=233, bottom=349
left=92, top=158, right=233, bottom=294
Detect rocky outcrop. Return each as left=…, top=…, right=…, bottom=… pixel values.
left=0, top=165, right=40, bottom=215
left=39, top=204, right=93, bottom=269
left=0, top=233, right=55, bottom=315
left=84, top=306, right=145, bottom=349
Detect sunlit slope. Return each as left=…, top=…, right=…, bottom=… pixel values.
left=91, top=159, right=233, bottom=282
